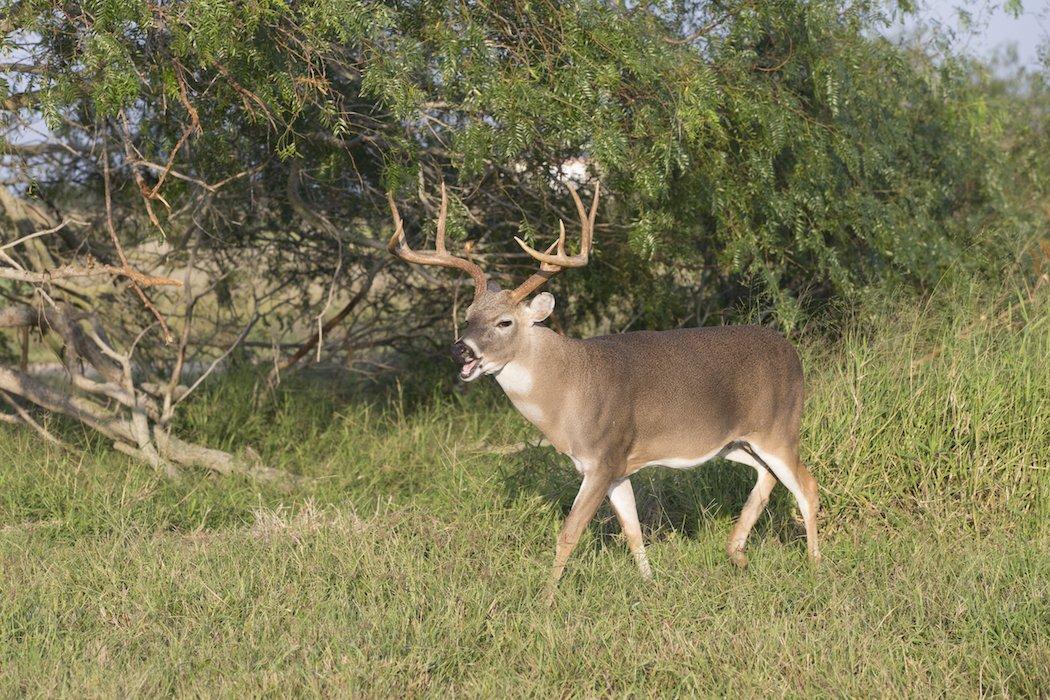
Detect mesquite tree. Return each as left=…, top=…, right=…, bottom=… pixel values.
left=1, top=0, right=1037, bottom=471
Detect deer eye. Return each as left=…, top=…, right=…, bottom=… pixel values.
left=497, top=319, right=513, bottom=328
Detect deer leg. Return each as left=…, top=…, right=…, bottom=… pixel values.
left=607, top=477, right=652, bottom=580
left=749, top=444, right=821, bottom=563
left=546, top=471, right=612, bottom=595
left=723, top=466, right=777, bottom=568
left=793, top=459, right=821, bottom=563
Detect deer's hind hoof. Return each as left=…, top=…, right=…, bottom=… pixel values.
left=729, top=550, right=749, bottom=569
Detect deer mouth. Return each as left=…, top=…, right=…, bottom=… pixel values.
left=459, top=357, right=483, bottom=381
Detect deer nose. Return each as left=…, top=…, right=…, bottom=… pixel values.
left=450, top=340, right=474, bottom=364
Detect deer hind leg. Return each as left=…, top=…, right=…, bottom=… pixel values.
left=749, top=443, right=821, bottom=563
left=607, top=477, right=652, bottom=580
left=721, top=451, right=778, bottom=568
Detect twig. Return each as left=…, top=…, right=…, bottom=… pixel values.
left=663, top=16, right=726, bottom=45
left=162, top=231, right=199, bottom=425
left=0, top=389, right=71, bottom=449
left=118, top=112, right=168, bottom=230
left=175, top=313, right=260, bottom=406
left=272, top=259, right=383, bottom=377
left=101, top=137, right=176, bottom=342
left=128, top=159, right=260, bottom=193
left=0, top=218, right=89, bottom=254
left=213, top=62, right=277, bottom=131
left=755, top=36, right=794, bottom=73
left=314, top=244, right=344, bottom=363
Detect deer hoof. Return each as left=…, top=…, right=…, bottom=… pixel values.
left=729, top=550, right=749, bottom=569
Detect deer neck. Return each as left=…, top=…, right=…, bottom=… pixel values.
left=494, top=326, right=576, bottom=432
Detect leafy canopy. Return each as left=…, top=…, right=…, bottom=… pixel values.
left=2, top=0, right=1037, bottom=332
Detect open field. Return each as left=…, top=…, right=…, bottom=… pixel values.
left=1, top=280, right=1047, bottom=696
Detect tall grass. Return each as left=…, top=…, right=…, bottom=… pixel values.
left=804, top=278, right=1046, bottom=528
left=0, top=277, right=1045, bottom=695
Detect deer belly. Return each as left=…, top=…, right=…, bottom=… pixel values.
left=638, top=446, right=724, bottom=471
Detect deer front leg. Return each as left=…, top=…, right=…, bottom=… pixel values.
left=546, top=470, right=613, bottom=598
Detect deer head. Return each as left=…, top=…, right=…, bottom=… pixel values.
left=386, top=181, right=599, bottom=381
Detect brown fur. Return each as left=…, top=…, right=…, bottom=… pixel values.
left=459, top=288, right=821, bottom=593
left=386, top=181, right=818, bottom=593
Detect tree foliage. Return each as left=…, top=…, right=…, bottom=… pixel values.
left=2, top=0, right=1044, bottom=333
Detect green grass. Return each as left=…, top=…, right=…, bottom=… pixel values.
left=1, top=279, right=1047, bottom=696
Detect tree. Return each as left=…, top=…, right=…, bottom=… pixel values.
left=0, top=0, right=1037, bottom=469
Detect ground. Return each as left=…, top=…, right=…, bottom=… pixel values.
left=0, top=280, right=1046, bottom=696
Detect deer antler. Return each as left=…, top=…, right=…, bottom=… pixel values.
left=510, top=182, right=599, bottom=302
left=386, top=182, right=488, bottom=302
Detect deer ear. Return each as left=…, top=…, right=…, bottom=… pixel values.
left=525, top=292, right=555, bottom=323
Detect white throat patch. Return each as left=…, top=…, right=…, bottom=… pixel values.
left=495, top=362, right=534, bottom=396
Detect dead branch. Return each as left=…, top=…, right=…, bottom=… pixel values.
left=0, top=218, right=89, bottom=257
left=0, top=365, right=136, bottom=442
left=0, top=388, right=70, bottom=449
left=101, top=138, right=176, bottom=341
left=272, top=258, right=384, bottom=377
left=0, top=301, right=294, bottom=481
left=0, top=260, right=182, bottom=287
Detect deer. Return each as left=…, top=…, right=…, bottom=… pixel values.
left=385, top=181, right=821, bottom=596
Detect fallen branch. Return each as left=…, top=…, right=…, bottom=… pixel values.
left=0, top=388, right=70, bottom=449
left=0, top=365, right=136, bottom=443
left=0, top=302, right=297, bottom=482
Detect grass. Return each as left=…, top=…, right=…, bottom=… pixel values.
left=0, top=278, right=1046, bottom=696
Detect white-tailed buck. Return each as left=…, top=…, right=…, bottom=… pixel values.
left=386, top=182, right=820, bottom=593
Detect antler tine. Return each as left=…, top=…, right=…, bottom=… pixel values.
left=435, top=181, right=448, bottom=254
left=566, top=182, right=597, bottom=256
left=573, top=180, right=600, bottom=227
left=386, top=190, right=407, bottom=255
left=590, top=182, right=599, bottom=226
left=510, top=181, right=600, bottom=302
left=386, top=184, right=488, bottom=301
left=508, top=240, right=559, bottom=302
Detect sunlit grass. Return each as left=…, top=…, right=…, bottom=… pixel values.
left=0, top=279, right=1046, bottom=695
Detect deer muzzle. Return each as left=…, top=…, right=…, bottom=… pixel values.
left=450, top=340, right=482, bottom=380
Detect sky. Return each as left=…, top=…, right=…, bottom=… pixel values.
left=893, top=0, right=1049, bottom=72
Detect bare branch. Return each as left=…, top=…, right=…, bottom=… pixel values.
left=101, top=138, right=176, bottom=341
left=0, top=261, right=182, bottom=287
left=272, top=258, right=384, bottom=377
left=0, top=218, right=89, bottom=256
left=175, top=313, right=260, bottom=407
left=0, top=389, right=71, bottom=449
left=663, top=14, right=729, bottom=45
